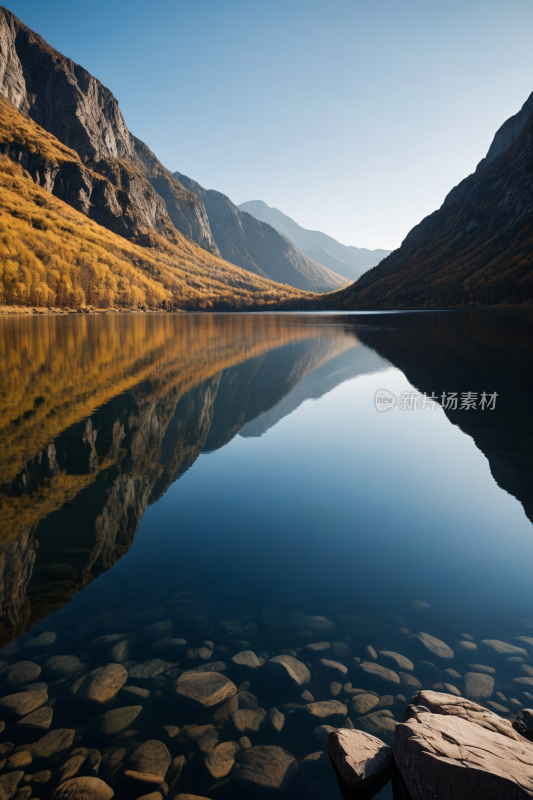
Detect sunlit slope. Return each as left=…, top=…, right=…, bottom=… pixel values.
left=0, top=98, right=312, bottom=310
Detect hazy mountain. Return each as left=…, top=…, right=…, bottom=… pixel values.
left=174, top=173, right=348, bottom=292
left=315, top=91, right=533, bottom=309
left=239, top=199, right=390, bottom=281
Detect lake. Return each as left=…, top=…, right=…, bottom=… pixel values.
left=0, top=309, right=532, bottom=799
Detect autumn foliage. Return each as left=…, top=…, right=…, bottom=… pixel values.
left=0, top=98, right=313, bottom=310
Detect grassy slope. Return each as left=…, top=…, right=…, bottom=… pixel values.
left=0, top=98, right=313, bottom=310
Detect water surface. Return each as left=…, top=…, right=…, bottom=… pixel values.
left=0, top=310, right=532, bottom=799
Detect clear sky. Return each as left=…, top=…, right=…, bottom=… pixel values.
left=7, top=0, right=533, bottom=250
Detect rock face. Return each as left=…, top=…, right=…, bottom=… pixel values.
left=394, top=700, right=533, bottom=799
left=0, top=8, right=218, bottom=253
left=314, top=89, right=533, bottom=309
left=239, top=199, right=390, bottom=282
left=327, top=728, right=392, bottom=787
left=175, top=173, right=347, bottom=292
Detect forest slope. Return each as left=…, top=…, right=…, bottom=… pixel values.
left=0, top=98, right=312, bottom=310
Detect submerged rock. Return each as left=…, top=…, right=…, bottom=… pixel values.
left=464, top=672, right=494, bottom=700
left=482, top=640, right=528, bottom=657
left=172, top=671, right=237, bottom=712
left=0, top=689, right=48, bottom=720
left=297, top=700, right=347, bottom=726
left=267, top=655, right=310, bottom=687
left=354, top=662, right=400, bottom=686
left=379, top=651, right=414, bottom=671
left=70, top=664, right=127, bottom=704
left=85, top=706, right=142, bottom=738
left=351, top=693, right=380, bottom=716
left=417, top=633, right=454, bottom=659
left=232, top=745, right=298, bottom=795
left=327, top=728, right=392, bottom=787
left=204, top=741, right=239, bottom=779
left=51, top=777, right=114, bottom=799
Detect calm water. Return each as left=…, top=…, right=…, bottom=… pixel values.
left=0, top=310, right=532, bottom=799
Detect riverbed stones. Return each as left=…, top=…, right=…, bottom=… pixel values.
left=297, top=700, right=347, bottom=726
left=25, top=632, right=57, bottom=650
left=327, top=728, right=392, bottom=787
left=120, top=686, right=150, bottom=705
left=364, top=645, right=377, bottom=660
left=204, top=741, right=239, bottom=780
left=318, top=659, right=348, bottom=679
left=417, top=633, right=454, bottom=659
left=231, top=651, right=261, bottom=670
left=394, top=700, right=533, bottom=800
left=267, top=707, right=285, bottom=733
left=32, top=729, right=75, bottom=759
left=354, top=662, right=400, bottom=686
left=230, top=708, right=266, bottom=735
left=457, top=640, right=477, bottom=651
left=14, top=705, right=53, bottom=732
left=51, top=777, right=114, bottom=799
left=124, top=740, right=171, bottom=790
left=232, top=745, right=298, bottom=795
left=267, top=655, right=310, bottom=687
left=464, top=672, right=494, bottom=700
left=173, top=671, right=237, bottom=712
left=108, top=641, right=130, bottom=664
left=482, top=640, right=528, bottom=657
left=305, top=642, right=330, bottom=655
left=356, top=709, right=397, bottom=740
left=351, top=693, right=379, bottom=715
left=128, top=660, right=168, bottom=680
left=399, top=672, right=422, bottom=690
left=70, top=664, right=127, bottom=704
left=0, top=689, right=48, bottom=720
left=379, top=651, right=414, bottom=671
left=45, top=655, right=81, bottom=679
left=303, top=616, right=336, bottom=635
left=6, top=661, right=41, bottom=687
left=85, top=706, right=142, bottom=738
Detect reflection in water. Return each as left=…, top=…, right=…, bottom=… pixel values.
left=0, top=310, right=532, bottom=800
left=0, top=313, right=370, bottom=644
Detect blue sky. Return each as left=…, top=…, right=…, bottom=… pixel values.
left=8, top=0, right=533, bottom=250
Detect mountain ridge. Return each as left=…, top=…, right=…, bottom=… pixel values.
left=239, top=199, right=390, bottom=281
left=306, top=90, right=533, bottom=309
left=174, top=172, right=348, bottom=292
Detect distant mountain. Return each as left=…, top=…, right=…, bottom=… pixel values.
left=239, top=199, right=390, bottom=282
left=174, top=174, right=348, bottom=293
left=314, top=91, right=533, bottom=309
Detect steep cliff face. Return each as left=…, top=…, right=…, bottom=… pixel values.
left=0, top=7, right=219, bottom=253
left=317, top=91, right=533, bottom=309
left=175, top=172, right=348, bottom=292
left=239, top=199, right=390, bottom=281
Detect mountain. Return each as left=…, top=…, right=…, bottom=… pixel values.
left=0, top=98, right=313, bottom=309
left=239, top=199, right=390, bottom=281
left=314, top=91, right=533, bottom=309
left=0, top=6, right=219, bottom=254
left=174, top=173, right=348, bottom=293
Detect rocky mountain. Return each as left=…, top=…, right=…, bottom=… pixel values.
left=0, top=6, right=219, bottom=254
left=174, top=173, right=348, bottom=292
left=239, top=199, right=390, bottom=282
left=317, top=91, right=533, bottom=309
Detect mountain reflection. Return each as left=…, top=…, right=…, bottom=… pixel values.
left=0, top=313, right=378, bottom=645
left=0, top=309, right=531, bottom=647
